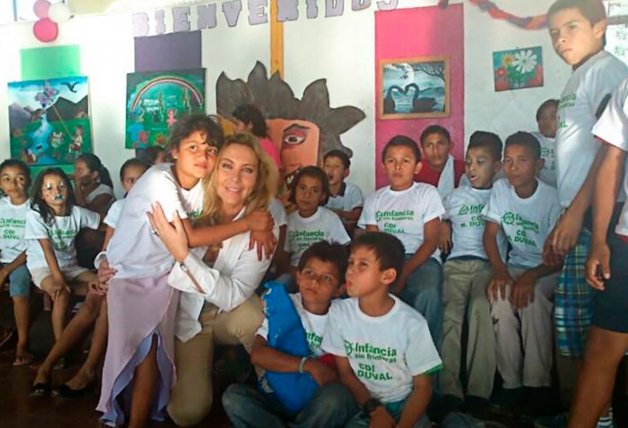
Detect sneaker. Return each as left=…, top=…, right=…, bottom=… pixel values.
left=489, top=387, right=524, bottom=416
left=534, top=413, right=568, bottom=428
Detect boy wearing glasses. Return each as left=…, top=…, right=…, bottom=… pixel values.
left=222, top=241, right=357, bottom=427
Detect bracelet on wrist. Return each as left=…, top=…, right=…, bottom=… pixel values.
left=298, top=355, right=314, bottom=373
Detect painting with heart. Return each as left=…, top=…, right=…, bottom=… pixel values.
left=379, top=56, right=450, bottom=120
left=7, top=75, right=92, bottom=177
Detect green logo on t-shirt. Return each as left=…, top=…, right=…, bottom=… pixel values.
left=343, top=340, right=397, bottom=363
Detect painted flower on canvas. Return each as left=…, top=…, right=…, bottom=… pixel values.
left=493, top=46, right=544, bottom=91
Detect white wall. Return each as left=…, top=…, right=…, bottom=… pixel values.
left=0, top=0, right=573, bottom=196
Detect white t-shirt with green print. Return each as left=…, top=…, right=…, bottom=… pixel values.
left=531, top=132, right=557, bottom=188
left=444, top=185, right=506, bottom=260
left=358, top=182, right=445, bottom=258
left=322, top=296, right=442, bottom=403
left=25, top=205, right=100, bottom=270
left=257, top=293, right=338, bottom=357
left=483, top=178, right=561, bottom=268
left=0, top=197, right=30, bottom=263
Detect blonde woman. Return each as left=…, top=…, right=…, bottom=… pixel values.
left=148, top=133, right=279, bottom=426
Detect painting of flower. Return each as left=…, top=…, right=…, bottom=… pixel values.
left=493, top=46, right=544, bottom=91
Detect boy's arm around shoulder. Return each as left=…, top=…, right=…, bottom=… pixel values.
left=251, top=335, right=338, bottom=385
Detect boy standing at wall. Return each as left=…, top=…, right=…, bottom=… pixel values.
left=322, top=232, right=442, bottom=428
left=439, top=131, right=505, bottom=414
left=358, top=135, right=445, bottom=344
left=543, top=1, right=627, bottom=423
left=483, top=132, right=562, bottom=415
left=414, top=125, right=466, bottom=199
left=323, top=150, right=364, bottom=236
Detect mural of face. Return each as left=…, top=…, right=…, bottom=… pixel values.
left=267, top=119, right=320, bottom=177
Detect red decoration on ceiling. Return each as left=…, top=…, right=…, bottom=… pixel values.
left=438, top=0, right=547, bottom=29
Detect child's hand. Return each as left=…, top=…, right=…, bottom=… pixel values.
left=97, top=258, right=117, bottom=286
left=545, top=210, right=583, bottom=257
left=438, top=222, right=452, bottom=254
left=369, top=406, right=395, bottom=428
left=510, top=271, right=536, bottom=309
left=586, top=241, right=611, bottom=291
left=88, top=280, right=107, bottom=296
left=245, top=209, right=274, bottom=232
left=51, top=278, right=70, bottom=300
left=304, top=359, right=337, bottom=386
left=249, top=230, right=277, bottom=261
left=487, top=268, right=513, bottom=301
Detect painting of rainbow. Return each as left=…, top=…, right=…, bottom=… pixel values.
left=125, top=68, right=206, bottom=149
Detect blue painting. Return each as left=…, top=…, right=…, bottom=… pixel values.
left=380, top=56, right=450, bottom=119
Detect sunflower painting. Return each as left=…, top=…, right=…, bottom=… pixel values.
left=493, top=46, right=544, bottom=92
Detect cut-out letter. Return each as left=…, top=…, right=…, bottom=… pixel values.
left=222, top=0, right=243, bottom=27
left=325, top=0, right=344, bottom=17
left=278, top=0, right=298, bottom=22
left=197, top=4, right=217, bottom=29
left=132, top=13, right=149, bottom=37
left=248, top=0, right=268, bottom=24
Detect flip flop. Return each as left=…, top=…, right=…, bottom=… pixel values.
left=30, top=382, right=51, bottom=397
left=13, top=352, right=34, bottom=367
left=53, top=383, right=94, bottom=398
left=0, top=328, right=14, bottom=349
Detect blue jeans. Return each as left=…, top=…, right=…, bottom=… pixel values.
left=345, top=398, right=431, bottom=428
left=5, top=264, right=31, bottom=298
left=399, top=256, right=443, bottom=346
left=222, top=382, right=358, bottom=428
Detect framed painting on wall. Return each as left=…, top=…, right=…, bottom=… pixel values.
left=379, top=56, right=450, bottom=120
left=492, top=46, right=544, bottom=91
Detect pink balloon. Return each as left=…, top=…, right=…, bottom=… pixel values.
left=33, top=18, right=58, bottom=43
left=33, top=0, right=51, bottom=19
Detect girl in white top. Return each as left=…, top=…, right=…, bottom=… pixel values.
left=278, top=166, right=350, bottom=281
left=31, top=158, right=150, bottom=397
left=24, top=168, right=100, bottom=344
left=97, top=116, right=274, bottom=428
left=147, top=133, right=279, bottom=426
left=0, top=160, right=33, bottom=366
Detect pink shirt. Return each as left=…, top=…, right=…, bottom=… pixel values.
left=259, top=137, right=282, bottom=169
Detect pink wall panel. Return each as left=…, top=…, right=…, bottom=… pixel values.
left=375, top=4, right=464, bottom=187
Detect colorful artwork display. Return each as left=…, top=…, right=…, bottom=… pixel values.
left=379, top=56, right=450, bottom=119
left=125, top=69, right=205, bottom=149
left=8, top=76, right=91, bottom=174
left=493, top=46, right=544, bottom=92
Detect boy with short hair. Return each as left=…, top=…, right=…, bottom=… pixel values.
left=358, top=135, right=445, bottom=344
left=322, top=232, right=442, bottom=428
left=323, top=150, right=364, bottom=236
left=545, top=0, right=628, bottom=366
left=568, top=78, right=628, bottom=428
left=222, top=240, right=357, bottom=428
left=483, top=132, right=562, bottom=414
left=415, top=125, right=466, bottom=199
left=439, top=131, right=505, bottom=413
left=531, top=99, right=559, bottom=187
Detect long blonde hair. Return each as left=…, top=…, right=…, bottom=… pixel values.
left=200, top=133, right=278, bottom=225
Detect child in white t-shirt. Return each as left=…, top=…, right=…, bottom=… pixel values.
left=358, top=135, right=445, bottom=344
left=24, top=168, right=100, bottom=344
left=482, top=132, right=562, bottom=414
left=571, top=78, right=628, bottom=426
left=531, top=99, right=558, bottom=187
left=278, top=166, right=350, bottom=289
left=222, top=240, right=356, bottom=427
left=31, top=157, right=151, bottom=397
left=322, top=232, right=441, bottom=428
left=439, top=131, right=505, bottom=412
left=0, top=159, right=33, bottom=366
left=323, top=150, right=364, bottom=236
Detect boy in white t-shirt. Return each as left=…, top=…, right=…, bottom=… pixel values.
left=323, top=150, right=364, bottom=237
left=222, top=241, right=357, bottom=428
left=483, top=132, right=562, bottom=415
left=358, top=135, right=445, bottom=344
left=439, top=131, right=504, bottom=413
left=569, top=78, right=628, bottom=427
left=544, top=0, right=628, bottom=368
left=531, top=99, right=559, bottom=187
left=322, top=232, right=442, bottom=428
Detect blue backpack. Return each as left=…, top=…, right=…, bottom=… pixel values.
left=258, top=281, right=319, bottom=413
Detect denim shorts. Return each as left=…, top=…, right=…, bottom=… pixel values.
left=1, top=264, right=32, bottom=298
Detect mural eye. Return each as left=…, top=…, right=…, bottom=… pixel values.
left=281, top=124, right=310, bottom=147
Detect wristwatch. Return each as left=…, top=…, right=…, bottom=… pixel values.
left=362, top=398, right=383, bottom=416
